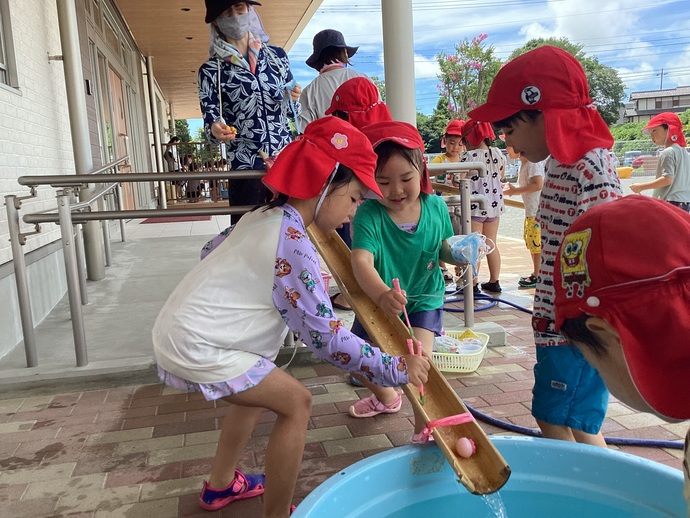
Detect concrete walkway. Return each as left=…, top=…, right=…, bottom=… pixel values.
left=0, top=215, right=685, bottom=517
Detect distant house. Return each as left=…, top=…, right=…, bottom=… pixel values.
left=625, top=86, right=690, bottom=123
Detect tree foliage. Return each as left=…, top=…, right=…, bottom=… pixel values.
left=509, top=38, right=625, bottom=126
left=436, top=34, right=501, bottom=120
left=369, top=75, right=386, bottom=102
left=174, top=119, right=191, bottom=142
left=417, top=98, right=453, bottom=153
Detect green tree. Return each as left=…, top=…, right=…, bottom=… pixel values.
left=509, top=38, right=625, bottom=126
left=417, top=98, right=453, bottom=153
left=175, top=119, right=191, bottom=141
left=174, top=119, right=194, bottom=156
left=609, top=121, right=646, bottom=142
left=370, top=75, right=386, bottom=102
left=436, top=33, right=502, bottom=120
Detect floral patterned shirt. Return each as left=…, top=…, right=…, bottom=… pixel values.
left=198, top=44, right=300, bottom=170
left=200, top=204, right=410, bottom=387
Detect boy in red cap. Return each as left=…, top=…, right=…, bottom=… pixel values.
left=630, top=111, right=690, bottom=212
left=469, top=45, right=622, bottom=446
left=553, top=195, right=690, bottom=513
left=432, top=119, right=466, bottom=166
left=153, top=117, right=430, bottom=514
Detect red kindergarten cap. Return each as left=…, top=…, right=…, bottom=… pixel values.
left=642, top=112, right=687, bottom=147
left=360, top=121, right=433, bottom=194
left=461, top=119, right=495, bottom=147
left=444, top=119, right=465, bottom=136
left=468, top=45, right=613, bottom=164
left=263, top=117, right=381, bottom=199
left=554, top=196, right=690, bottom=420
left=325, top=77, right=392, bottom=129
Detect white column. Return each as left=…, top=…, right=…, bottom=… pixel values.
left=381, top=0, right=417, bottom=125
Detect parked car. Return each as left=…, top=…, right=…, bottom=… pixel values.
left=623, top=150, right=642, bottom=166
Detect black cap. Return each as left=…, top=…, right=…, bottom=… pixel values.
left=205, top=0, right=261, bottom=24
left=305, top=29, right=358, bottom=70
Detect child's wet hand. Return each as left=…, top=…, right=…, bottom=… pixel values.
left=378, top=289, right=407, bottom=316
left=405, top=354, right=430, bottom=386
left=503, top=182, right=517, bottom=195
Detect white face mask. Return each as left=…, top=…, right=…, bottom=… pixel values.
left=216, top=12, right=249, bottom=40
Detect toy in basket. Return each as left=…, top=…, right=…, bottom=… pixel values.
left=432, top=329, right=488, bottom=373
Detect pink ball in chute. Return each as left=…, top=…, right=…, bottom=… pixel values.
left=456, top=437, right=476, bottom=458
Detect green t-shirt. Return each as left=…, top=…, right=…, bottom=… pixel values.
left=352, top=193, right=453, bottom=314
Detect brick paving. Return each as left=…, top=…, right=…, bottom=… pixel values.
left=0, top=237, right=686, bottom=517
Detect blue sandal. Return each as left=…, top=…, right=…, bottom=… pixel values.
left=199, top=469, right=265, bottom=511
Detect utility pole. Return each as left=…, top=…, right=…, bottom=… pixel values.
left=658, top=68, right=664, bottom=90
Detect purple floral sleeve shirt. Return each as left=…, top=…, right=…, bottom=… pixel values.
left=273, top=205, right=409, bottom=387
left=200, top=204, right=409, bottom=387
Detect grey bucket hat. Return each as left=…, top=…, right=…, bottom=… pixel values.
left=306, top=29, right=358, bottom=70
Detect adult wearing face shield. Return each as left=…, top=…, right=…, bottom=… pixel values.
left=199, top=1, right=302, bottom=223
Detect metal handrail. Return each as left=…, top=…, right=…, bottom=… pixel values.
left=18, top=169, right=264, bottom=187
left=6, top=156, right=134, bottom=369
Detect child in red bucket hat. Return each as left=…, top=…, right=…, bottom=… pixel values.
left=630, top=111, right=690, bottom=212
left=553, top=195, right=690, bottom=512
left=432, top=119, right=466, bottom=166
left=347, top=121, right=466, bottom=443
left=323, top=76, right=393, bottom=311
left=153, top=116, right=430, bottom=514
left=468, top=45, right=623, bottom=447
left=325, top=77, right=392, bottom=129
left=458, top=119, right=506, bottom=294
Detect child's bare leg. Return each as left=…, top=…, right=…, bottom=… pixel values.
left=410, top=327, right=434, bottom=434
left=531, top=252, right=540, bottom=278
left=572, top=428, right=607, bottom=448
left=537, top=420, right=607, bottom=448
left=220, top=367, right=312, bottom=516
left=350, top=377, right=400, bottom=406
left=208, top=405, right=263, bottom=488
left=482, top=219, right=501, bottom=282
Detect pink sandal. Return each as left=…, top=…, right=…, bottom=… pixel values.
left=348, top=393, right=402, bottom=418
left=199, top=469, right=265, bottom=511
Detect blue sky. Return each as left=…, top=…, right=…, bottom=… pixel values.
left=188, top=0, right=690, bottom=133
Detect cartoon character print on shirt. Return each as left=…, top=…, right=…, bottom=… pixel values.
left=361, top=343, right=374, bottom=358
left=332, top=351, right=351, bottom=365
left=284, top=287, right=300, bottom=308
left=285, top=226, right=305, bottom=241
left=559, top=228, right=592, bottom=298
left=276, top=258, right=292, bottom=277
left=315, top=302, right=333, bottom=318
left=329, top=319, right=344, bottom=334
left=299, top=269, right=317, bottom=292
left=310, top=330, right=324, bottom=349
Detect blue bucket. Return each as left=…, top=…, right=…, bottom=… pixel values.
left=294, top=436, right=685, bottom=517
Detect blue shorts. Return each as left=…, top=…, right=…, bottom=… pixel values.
left=351, top=308, right=444, bottom=342
left=532, top=345, right=609, bottom=435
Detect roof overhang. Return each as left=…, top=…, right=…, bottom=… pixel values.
left=114, top=0, right=322, bottom=119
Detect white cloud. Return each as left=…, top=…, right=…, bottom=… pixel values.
left=414, top=53, right=438, bottom=80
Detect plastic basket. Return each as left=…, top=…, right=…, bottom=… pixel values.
left=431, top=329, right=489, bottom=373
left=321, top=271, right=332, bottom=289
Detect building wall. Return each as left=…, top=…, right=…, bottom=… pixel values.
left=0, top=0, right=76, bottom=357
left=1, top=0, right=163, bottom=360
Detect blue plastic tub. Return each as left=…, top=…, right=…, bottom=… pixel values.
left=294, top=436, right=685, bottom=517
